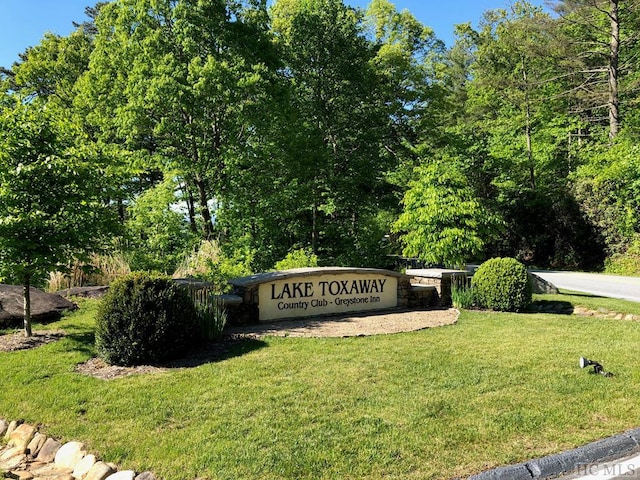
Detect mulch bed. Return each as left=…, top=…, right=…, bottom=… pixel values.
left=0, top=330, right=66, bottom=352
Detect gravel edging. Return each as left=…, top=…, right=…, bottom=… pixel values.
left=469, top=427, right=640, bottom=479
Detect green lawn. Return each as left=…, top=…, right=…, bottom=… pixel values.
left=1, top=295, right=640, bottom=479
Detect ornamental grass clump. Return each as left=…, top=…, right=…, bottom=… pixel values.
left=473, top=257, right=531, bottom=312
left=450, top=273, right=475, bottom=309
left=96, top=272, right=198, bottom=366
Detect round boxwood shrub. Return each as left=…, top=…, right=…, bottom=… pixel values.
left=96, top=272, right=198, bottom=366
left=472, top=257, right=532, bottom=312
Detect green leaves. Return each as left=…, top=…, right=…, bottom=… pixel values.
left=0, top=102, right=116, bottom=286
left=393, top=159, right=500, bottom=268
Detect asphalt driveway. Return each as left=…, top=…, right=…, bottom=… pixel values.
left=532, top=270, right=640, bottom=303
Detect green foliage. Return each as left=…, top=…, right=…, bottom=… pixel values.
left=191, top=288, right=228, bottom=341
left=174, top=239, right=253, bottom=293
left=393, top=158, right=499, bottom=268
left=125, top=176, right=198, bottom=274
left=450, top=274, right=475, bottom=309
left=473, top=257, right=532, bottom=312
left=0, top=99, right=116, bottom=334
left=274, top=248, right=319, bottom=271
left=573, top=136, right=640, bottom=253
left=605, top=236, right=640, bottom=276
left=95, top=272, right=198, bottom=366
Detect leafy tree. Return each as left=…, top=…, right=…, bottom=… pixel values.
left=0, top=101, right=115, bottom=336
left=124, top=176, right=198, bottom=273
left=393, top=157, right=499, bottom=268
left=270, top=0, right=395, bottom=265
left=82, top=0, right=277, bottom=239
left=554, top=0, right=640, bottom=140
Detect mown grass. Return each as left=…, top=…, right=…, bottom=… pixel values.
left=1, top=295, right=640, bottom=479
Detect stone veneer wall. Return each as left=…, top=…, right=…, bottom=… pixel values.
left=407, top=269, right=468, bottom=307
left=0, top=418, right=156, bottom=480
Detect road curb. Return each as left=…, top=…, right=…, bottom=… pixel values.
left=469, top=427, right=640, bottom=479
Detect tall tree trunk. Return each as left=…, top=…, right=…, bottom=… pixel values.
left=312, top=201, right=318, bottom=255
left=609, top=0, right=620, bottom=140
left=194, top=174, right=214, bottom=239
left=182, top=181, right=198, bottom=234
left=522, top=56, right=535, bottom=190
left=23, top=276, right=32, bottom=338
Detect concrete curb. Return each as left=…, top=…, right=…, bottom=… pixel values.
left=469, top=428, right=640, bottom=479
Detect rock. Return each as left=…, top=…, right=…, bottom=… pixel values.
left=72, top=453, right=96, bottom=479
left=7, top=424, right=37, bottom=453
left=84, top=462, right=115, bottom=480
left=27, top=432, right=47, bottom=457
left=0, top=451, right=26, bottom=471
left=0, top=284, right=77, bottom=329
left=105, top=471, right=136, bottom=480
left=5, top=420, right=19, bottom=440
left=0, top=419, right=8, bottom=437
left=134, top=472, right=156, bottom=480
left=28, top=462, right=73, bottom=477
left=56, top=286, right=109, bottom=300
left=36, top=438, right=62, bottom=463
left=529, top=273, right=559, bottom=294
left=54, top=442, right=86, bottom=470
left=7, top=470, right=34, bottom=480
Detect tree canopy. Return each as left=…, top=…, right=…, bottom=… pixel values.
left=2, top=0, right=640, bottom=291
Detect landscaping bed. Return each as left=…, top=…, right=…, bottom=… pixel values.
left=1, top=294, right=640, bottom=479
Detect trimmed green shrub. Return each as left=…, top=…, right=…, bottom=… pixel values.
left=96, top=272, right=198, bottom=366
left=473, top=257, right=531, bottom=312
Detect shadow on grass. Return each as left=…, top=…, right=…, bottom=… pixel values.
left=528, top=300, right=574, bottom=314
left=65, top=331, right=96, bottom=357
left=160, top=335, right=268, bottom=369
left=558, top=291, right=607, bottom=299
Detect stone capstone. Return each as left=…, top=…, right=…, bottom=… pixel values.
left=106, top=470, right=136, bottom=480
left=26, top=433, right=46, bottom=457
left=134, top=472, right=157, bottom=480
left=5, top=420, right=19, bottom=440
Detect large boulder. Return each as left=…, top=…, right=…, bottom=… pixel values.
left=529, top=272, right=559, bottom=294
left=0, top=284, right=77, bottom=329
left=56, top=286, right=109, bottom=299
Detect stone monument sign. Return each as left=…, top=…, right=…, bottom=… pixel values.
left=229, top=267, right=407, bottom=322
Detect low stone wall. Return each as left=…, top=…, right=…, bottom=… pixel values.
left=406, top=268, right=468, bottom=307
left=0, top=418, right=156, bottom=480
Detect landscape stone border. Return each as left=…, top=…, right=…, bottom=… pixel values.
left=469, top=427, right=640, bottom=479
left=0, top=418, right=156, bottom=480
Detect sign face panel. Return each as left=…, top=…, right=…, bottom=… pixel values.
left=258, top=272, right=398, bottom=321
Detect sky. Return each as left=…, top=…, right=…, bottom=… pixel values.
left=0, top=0, right=551, bottom=69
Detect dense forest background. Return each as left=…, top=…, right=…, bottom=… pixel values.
left=1, top=0, right=639, bottom=287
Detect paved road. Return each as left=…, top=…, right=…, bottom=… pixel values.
left=533, top=270, right=640, bottom=303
